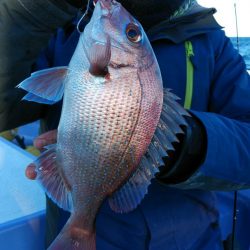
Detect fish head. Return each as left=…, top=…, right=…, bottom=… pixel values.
left=81, top=0, right=157, bottom=77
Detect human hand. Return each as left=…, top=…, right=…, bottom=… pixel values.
left=25, top=129, right=57, bottom=180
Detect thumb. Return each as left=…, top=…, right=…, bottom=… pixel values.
left=25, top=163, right=37, bottom=180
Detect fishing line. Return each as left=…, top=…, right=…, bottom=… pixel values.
left=77, top=0, right=92, bottom=33
left=234, top=3, right=240, bottom=52
left=231, top=4, right=239, bottom=249
left=231, top=190, right=238, bottom=250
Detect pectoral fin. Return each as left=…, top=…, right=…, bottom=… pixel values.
left=86, top=38, right=111, bottom=77
left=17, top=66, right=68, bottom=104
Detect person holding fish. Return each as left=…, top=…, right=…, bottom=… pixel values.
left=0, top=0, right=250, bottom=249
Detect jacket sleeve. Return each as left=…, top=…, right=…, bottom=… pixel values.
left=0, top=0, right=77, bottom=132
left=170, top=31, right=250, bottom=191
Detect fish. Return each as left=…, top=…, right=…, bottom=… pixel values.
left=18, top=0, right=188, bottom=249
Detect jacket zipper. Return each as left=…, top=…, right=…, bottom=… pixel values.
left=184, top=41, right=194, bottom=109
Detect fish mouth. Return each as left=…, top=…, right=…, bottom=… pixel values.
left=99, top=0, right=112, bottom=10
left=93, top=0, right=121, bottom=20
left=99, top=0, right=120, bottom=13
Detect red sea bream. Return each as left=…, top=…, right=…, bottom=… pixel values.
left=18, top=0, right=188, bottom=249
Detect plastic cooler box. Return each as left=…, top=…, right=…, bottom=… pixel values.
left=0, top=137, right=45, bottom=250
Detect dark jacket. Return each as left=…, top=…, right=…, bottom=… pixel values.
left=0, top=0, right=77, bottom=131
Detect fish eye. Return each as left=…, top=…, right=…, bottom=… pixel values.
left=126, top=23, right=142, bottom=43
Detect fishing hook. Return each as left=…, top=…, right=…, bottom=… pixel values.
left=77, top=0, right=92, bottom=33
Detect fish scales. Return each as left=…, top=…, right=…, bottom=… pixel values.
left=59, top=68, right=143, bottom=199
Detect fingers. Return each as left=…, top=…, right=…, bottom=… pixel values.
left=26, top=130, right=57, bottom=180
left=25, top=164, right=37, bottom=180
left=34, top=129, right=57, bottom=150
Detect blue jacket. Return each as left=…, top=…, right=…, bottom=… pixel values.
left=36, top=22, right=250, bottom=250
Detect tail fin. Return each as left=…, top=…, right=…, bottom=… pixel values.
left=48, top=216, right=96, bottom=250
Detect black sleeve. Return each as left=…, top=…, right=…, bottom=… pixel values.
left=0, top=0, right=78, bottom=131
left=156, top=114, right=207, bottom=184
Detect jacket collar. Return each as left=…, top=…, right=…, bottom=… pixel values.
left=147, top=2, right=223, bottom=44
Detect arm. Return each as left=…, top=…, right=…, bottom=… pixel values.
left=0, top=0, right=79, bottom=132
left=159, top=31, right=250, bottom=190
